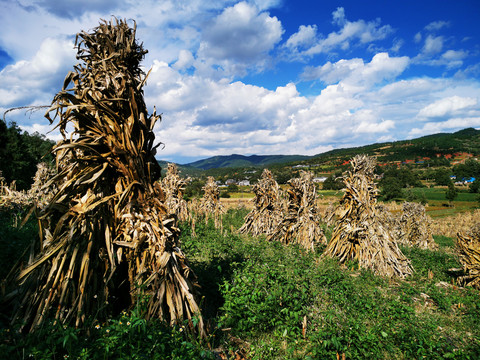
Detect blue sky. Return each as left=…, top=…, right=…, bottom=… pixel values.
left=0, top=0, right=479, bottom=164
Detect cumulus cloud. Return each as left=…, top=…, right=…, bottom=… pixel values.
left=0, top=37, right=75, bottom=107
left=197, top=1, right=283, bottom=76
left=285, top=25, right=317, bottom=50
left=418, top=95, right=478, bottom=119
left=284, top=7, right=393, bottom=60
left=410, top=117, right=480, bottom=137
left=301, top=52, right=409, bottom=88
left=1, top=1, right=479, bottom=163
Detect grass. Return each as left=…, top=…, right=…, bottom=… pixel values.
left=1, top=207, right=480, bottom=359
left=409, top=187, right=477, bottom=202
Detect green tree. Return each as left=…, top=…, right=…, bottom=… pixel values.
left=184, top=178, right=204, bottom=199
left=469, top=179, right=480, bottom=193
left=322, top=173, right=344, bottom=190
left=453, top=159, right=480, bottom=180
left=227, top=183, right=239, bottom=193
left=380, top=166, right=423, bottom=189
left=0, top=120, right=54, bottom=189
left=433, top=168, right=452, bottom=186
left=380, top=177, right=403, bottom=201
left=445, top=182, right=458, bottom=204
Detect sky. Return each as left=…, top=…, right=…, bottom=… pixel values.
left=1, top=0, right=479, bottom=164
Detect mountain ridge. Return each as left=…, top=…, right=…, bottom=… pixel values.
left=159, top=128, right=480, bottom=171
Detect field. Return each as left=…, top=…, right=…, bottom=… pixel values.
left=1, top=204, right=479, bottom=359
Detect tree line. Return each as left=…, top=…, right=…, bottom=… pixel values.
left=0, top=120, right=55, bottom=190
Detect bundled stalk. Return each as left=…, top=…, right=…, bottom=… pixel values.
left=161, top=163, right=189, bottom=221
left=324, top=155, right=412, bottom=277
left=397, top=202, right=438, bottom=250
left=268, top=171, right=326, bottom=251
left=456, top=226, right=480, bottom=289
left=0, top=162, right=56, bottom=214
left=4, top=18, right=204, bottom=336
left=199, top=176, right=224, bottom=228
left=239, top=169, right=283, bottom=236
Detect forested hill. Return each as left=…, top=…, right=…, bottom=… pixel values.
left=304, top=127, right=480, bottom=165
left=184, top=154, right=311, bottom=170
left=173, top=128, right=480, bottom=170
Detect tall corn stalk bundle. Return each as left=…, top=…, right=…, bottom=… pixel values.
left=4, top=19, right=204, bottom=335
left=397, top=202, right=438, bottom=250
left=456, top=226, right=480, bottom=289
left=267, top=171, right=326, bottom=251
left=239, top=169, right=283, bottom=236
left=200, top=176, right=224, bottom=227
left=324, top=155, right=412, bottom=277
left=161, top=163, right=189, bottom=222
left=0, top=163, right=55, bottom=212
left=27, top=162, right=57, bottom=209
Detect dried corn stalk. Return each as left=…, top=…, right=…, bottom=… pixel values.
left=5, top=18, right=204, bottom=336
left=162, top=163, right=189, bottom=222
left=268, top=171, right=326, bottom=251
left=456, top=226, right=480, bottom=289
left=199, top=176, right=224, bottom=227
left=324, top=155, right=412, bottom=277
left=431, top=209, right=480, bottom=238
left=0, top=162, right=56, bottom=214
left=239, top=169, right=283, bottom=236
left=397, top=202, right=438, bottom=250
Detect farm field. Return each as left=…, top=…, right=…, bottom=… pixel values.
left=1, top=205, right=479, bottom=359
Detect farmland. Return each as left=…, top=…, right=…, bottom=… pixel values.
left=1, top=203, right=480, bottom=359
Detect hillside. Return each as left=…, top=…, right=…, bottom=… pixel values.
left=154, top=128, right=480, bottom=184
left=308, top=127, right=480, bottom=165
left=183, top=153, right=312, bottom=170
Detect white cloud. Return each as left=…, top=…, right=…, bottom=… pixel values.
left=1, top=1, right=479, bottom=163
left=425, top=21, right=450, bottom=32
left=285, top=7, right=393, bottom=60
left=410, top=117, right=480, bottom=137
left=0, top=37, right=75, bottom=106
left=418, top=95, right=478, bottom=118
left=173, top=50, right=195, bottom=70
left=285, top=25, right=317, bottom=50
left=197, top=1, right=283, bottom=76
left=301, top=53, right=409, bottom=88
left=422, top=35, right=444, bottom=55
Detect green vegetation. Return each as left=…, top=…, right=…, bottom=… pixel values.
left=322, top=172, right=344, bottom=190
left=0, top=120, right=54, bottom=190
left=2, top=208, right=479, bottom=359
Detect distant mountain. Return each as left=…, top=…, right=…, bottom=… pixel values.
left=183, top=154, right=312, bottom=170
left=158, top=128, right=480, bottom=173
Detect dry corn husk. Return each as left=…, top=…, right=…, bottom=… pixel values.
left=4, top=18, right=204, bottom=336
left=199, top=176, right=224, bottom=228
left=239, top=169, right=283, bottom=236
left=456, top=225, right=480, bottom=289
left=397, top=202, right=438, bottom=250
left=162, top=163, right=189, bottom=222
left=268, top=171, right=326, bottom=251
left=0, top=162, right=56, bottom=218
left=431, top=210, right=480, bottom=238
left=324, top=155, right=412, bottom=278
